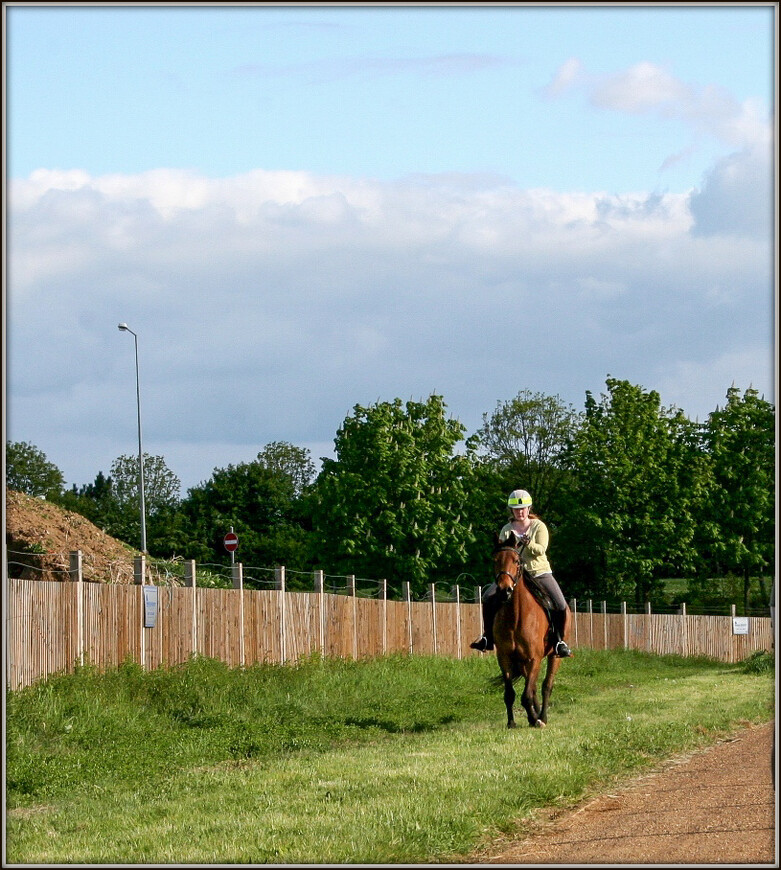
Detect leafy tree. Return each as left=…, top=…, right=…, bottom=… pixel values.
left=696, top=386, right=775, bottom=610
left=471, top=390, right=581, bottom=546
left=311, top=395, right=478, bottom=595
left=556, top=378, right=708, bottom=606
left=56, top=471, right=121, bottom=532
left=104, top=453, right=181, bottom=549
left=255, top=441, right=316, bottom=498
left=110, top=453, right=181, bottom=517
left=174, top=443, right=315, bottom=580
left=6, top=441, right=64, bottom=499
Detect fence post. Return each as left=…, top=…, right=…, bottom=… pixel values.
left=601, top=601, right=607, bottom=650
left=455, top=584, right=461, bottom=659
left=275, top=566, right=286, bottom=664
left=645, top=600, right=652, bottom=652
left=570, top=598, right=577, bottom=648
left=404, top=581, right=413, bottom=655
left=70, top=551, right=84, bottom=667
left=348, top=575, right=357, bottom=660
left=680, top=602, right=688, bottom=657
left=185, top=560, right=197, bottom=658
left=134, top=555, right=146, bottom=669
left=588, top=599, right=594, bottom=648
left=314, top=570, right=325, bottom=657
left=381, top=579, right=387, bottom=656
left=475, top=586, right=483, bottom=639
left=430, top=584, right=437, bottom=655
left=233, top=563, right=244, bottom=668
left=621, top=601, right=628, bottom=650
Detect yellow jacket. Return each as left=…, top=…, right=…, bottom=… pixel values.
left=499, top=518, right=552, bottom=576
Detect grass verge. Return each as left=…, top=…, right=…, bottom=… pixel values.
left=5, top=649, right=774, bottom=864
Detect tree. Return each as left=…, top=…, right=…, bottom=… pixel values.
left=255, top=441, right=315, bottom=498
left=174, top=443, right=316, bottom=579
left=473, top=390, right=581, bottom=534
left=55, top=471, right=120, bottom=532
left=110, top=453, right=181, bottom=517
left=6, top=441, right=64, bottom=499
left=311, top=395, right=478, bottom=595
left=556, top=378, right=709, bottom=606
left=697, top=386, right=775, bottom=610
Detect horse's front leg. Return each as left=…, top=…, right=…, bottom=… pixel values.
left=503, top=675, right=516, bottom=729
left=521, top=660, right=545, bottom=728
left=539, top=654, right=561, bottom=724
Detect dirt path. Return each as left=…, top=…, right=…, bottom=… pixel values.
left=468, top=720, right=776, bottom=865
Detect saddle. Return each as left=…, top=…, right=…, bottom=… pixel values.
left=522, top=570, right=555, bottom=619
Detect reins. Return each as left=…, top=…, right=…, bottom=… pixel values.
left=494, top=546, right=523, bottom=589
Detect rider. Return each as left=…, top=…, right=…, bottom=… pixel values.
left=470, top=489, right=573, bottom=657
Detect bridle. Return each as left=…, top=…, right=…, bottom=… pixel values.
left=494, top=546, right=523, bottom=593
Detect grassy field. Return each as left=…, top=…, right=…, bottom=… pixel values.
left=5, top=649, right=775, bottom=865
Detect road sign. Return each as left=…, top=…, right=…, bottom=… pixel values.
left=224, top=532, right=239, bottom=553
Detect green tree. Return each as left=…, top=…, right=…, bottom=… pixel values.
left=104, top=454, right=181, bottom=549
left=473, top=390, right=581, bottom=530
left=697, top=386, right=775, bottom=610
left=56, top=471, right=121, bottom=533
left=175, top=443, right=315, bottom=580
left=311, top=395, right=477, bottom=595
left=6, top=441, right=64, bottom=499
left=557, top=378, right=708, bottom=606
left=255, top=441, right=316, bottom=498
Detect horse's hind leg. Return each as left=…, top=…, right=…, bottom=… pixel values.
left=503, top=676, right=517, bottom=729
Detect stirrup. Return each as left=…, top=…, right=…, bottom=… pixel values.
left=555, top=640, right=573, bottom=658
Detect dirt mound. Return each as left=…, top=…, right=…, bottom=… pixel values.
left=5, top=489, right=138, bottom=583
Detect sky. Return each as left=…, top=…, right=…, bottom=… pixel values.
left=3, top=3, right=777, bottom=497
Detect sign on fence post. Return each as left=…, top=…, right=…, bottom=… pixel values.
left=143, top=585, right=158, bottom=628
left=732, top=616, right=750, bottom=635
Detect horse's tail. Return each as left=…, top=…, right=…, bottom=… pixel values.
left=490, top=655, right=523, bottom=685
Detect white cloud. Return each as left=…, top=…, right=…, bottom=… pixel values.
left=545, top=59, right=772, bottom=153
left=6, top=167, right=773, bottom=491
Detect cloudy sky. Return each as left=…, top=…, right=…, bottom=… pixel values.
left=4, top=4, right=776, bottom=496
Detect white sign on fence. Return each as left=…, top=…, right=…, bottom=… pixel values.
left=143, top=585, right=158, bottom=629
left=732, top=616, right=749, bottom=635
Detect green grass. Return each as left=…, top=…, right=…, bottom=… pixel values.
left=6, top=650, right=774, bottom=864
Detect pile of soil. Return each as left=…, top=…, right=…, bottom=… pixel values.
left=5, top=489, right=138, bottom=583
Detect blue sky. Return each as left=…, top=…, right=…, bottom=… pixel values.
left=4, top=3, right=777, bottom=495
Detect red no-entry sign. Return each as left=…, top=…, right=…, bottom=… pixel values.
left=223, top=532, right=239, bottom=553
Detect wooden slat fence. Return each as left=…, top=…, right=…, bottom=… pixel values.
left=5, top=568, right=773, bottom=691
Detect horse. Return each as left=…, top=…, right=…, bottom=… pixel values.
left=491, top=532, right=572, bottom=728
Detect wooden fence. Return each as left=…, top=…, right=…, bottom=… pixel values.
left=5, top=558, right=774, bottom=691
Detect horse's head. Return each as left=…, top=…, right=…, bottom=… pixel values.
left=493, top=533, right=522, bottom=603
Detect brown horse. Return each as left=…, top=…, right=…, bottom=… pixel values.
left=492, top=533, right=572, bottom=728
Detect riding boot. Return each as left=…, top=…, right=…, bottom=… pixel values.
left=551, top=609, right=573, bottom=657
left=470, top=594, right=499, bottom=652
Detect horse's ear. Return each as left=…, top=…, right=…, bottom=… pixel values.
left=505, top=530, right=520, bottom=548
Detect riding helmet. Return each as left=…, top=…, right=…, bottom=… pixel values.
left=507, top=489, right=532, bottom=509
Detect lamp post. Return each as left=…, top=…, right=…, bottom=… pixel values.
left=117, top=323, right=147, bottom=553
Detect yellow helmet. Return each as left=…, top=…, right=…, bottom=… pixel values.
left=507, top=489, right=532, bottom=509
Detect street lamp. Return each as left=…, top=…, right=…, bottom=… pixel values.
left=117, top=323, right=147, bottom=553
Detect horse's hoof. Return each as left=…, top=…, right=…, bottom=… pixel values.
left=507, top=721, right=517, bottom=729
left=533, top=720, right=546, bottom=728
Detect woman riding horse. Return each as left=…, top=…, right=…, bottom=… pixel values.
left=471, top=489, right=573, bottom=657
